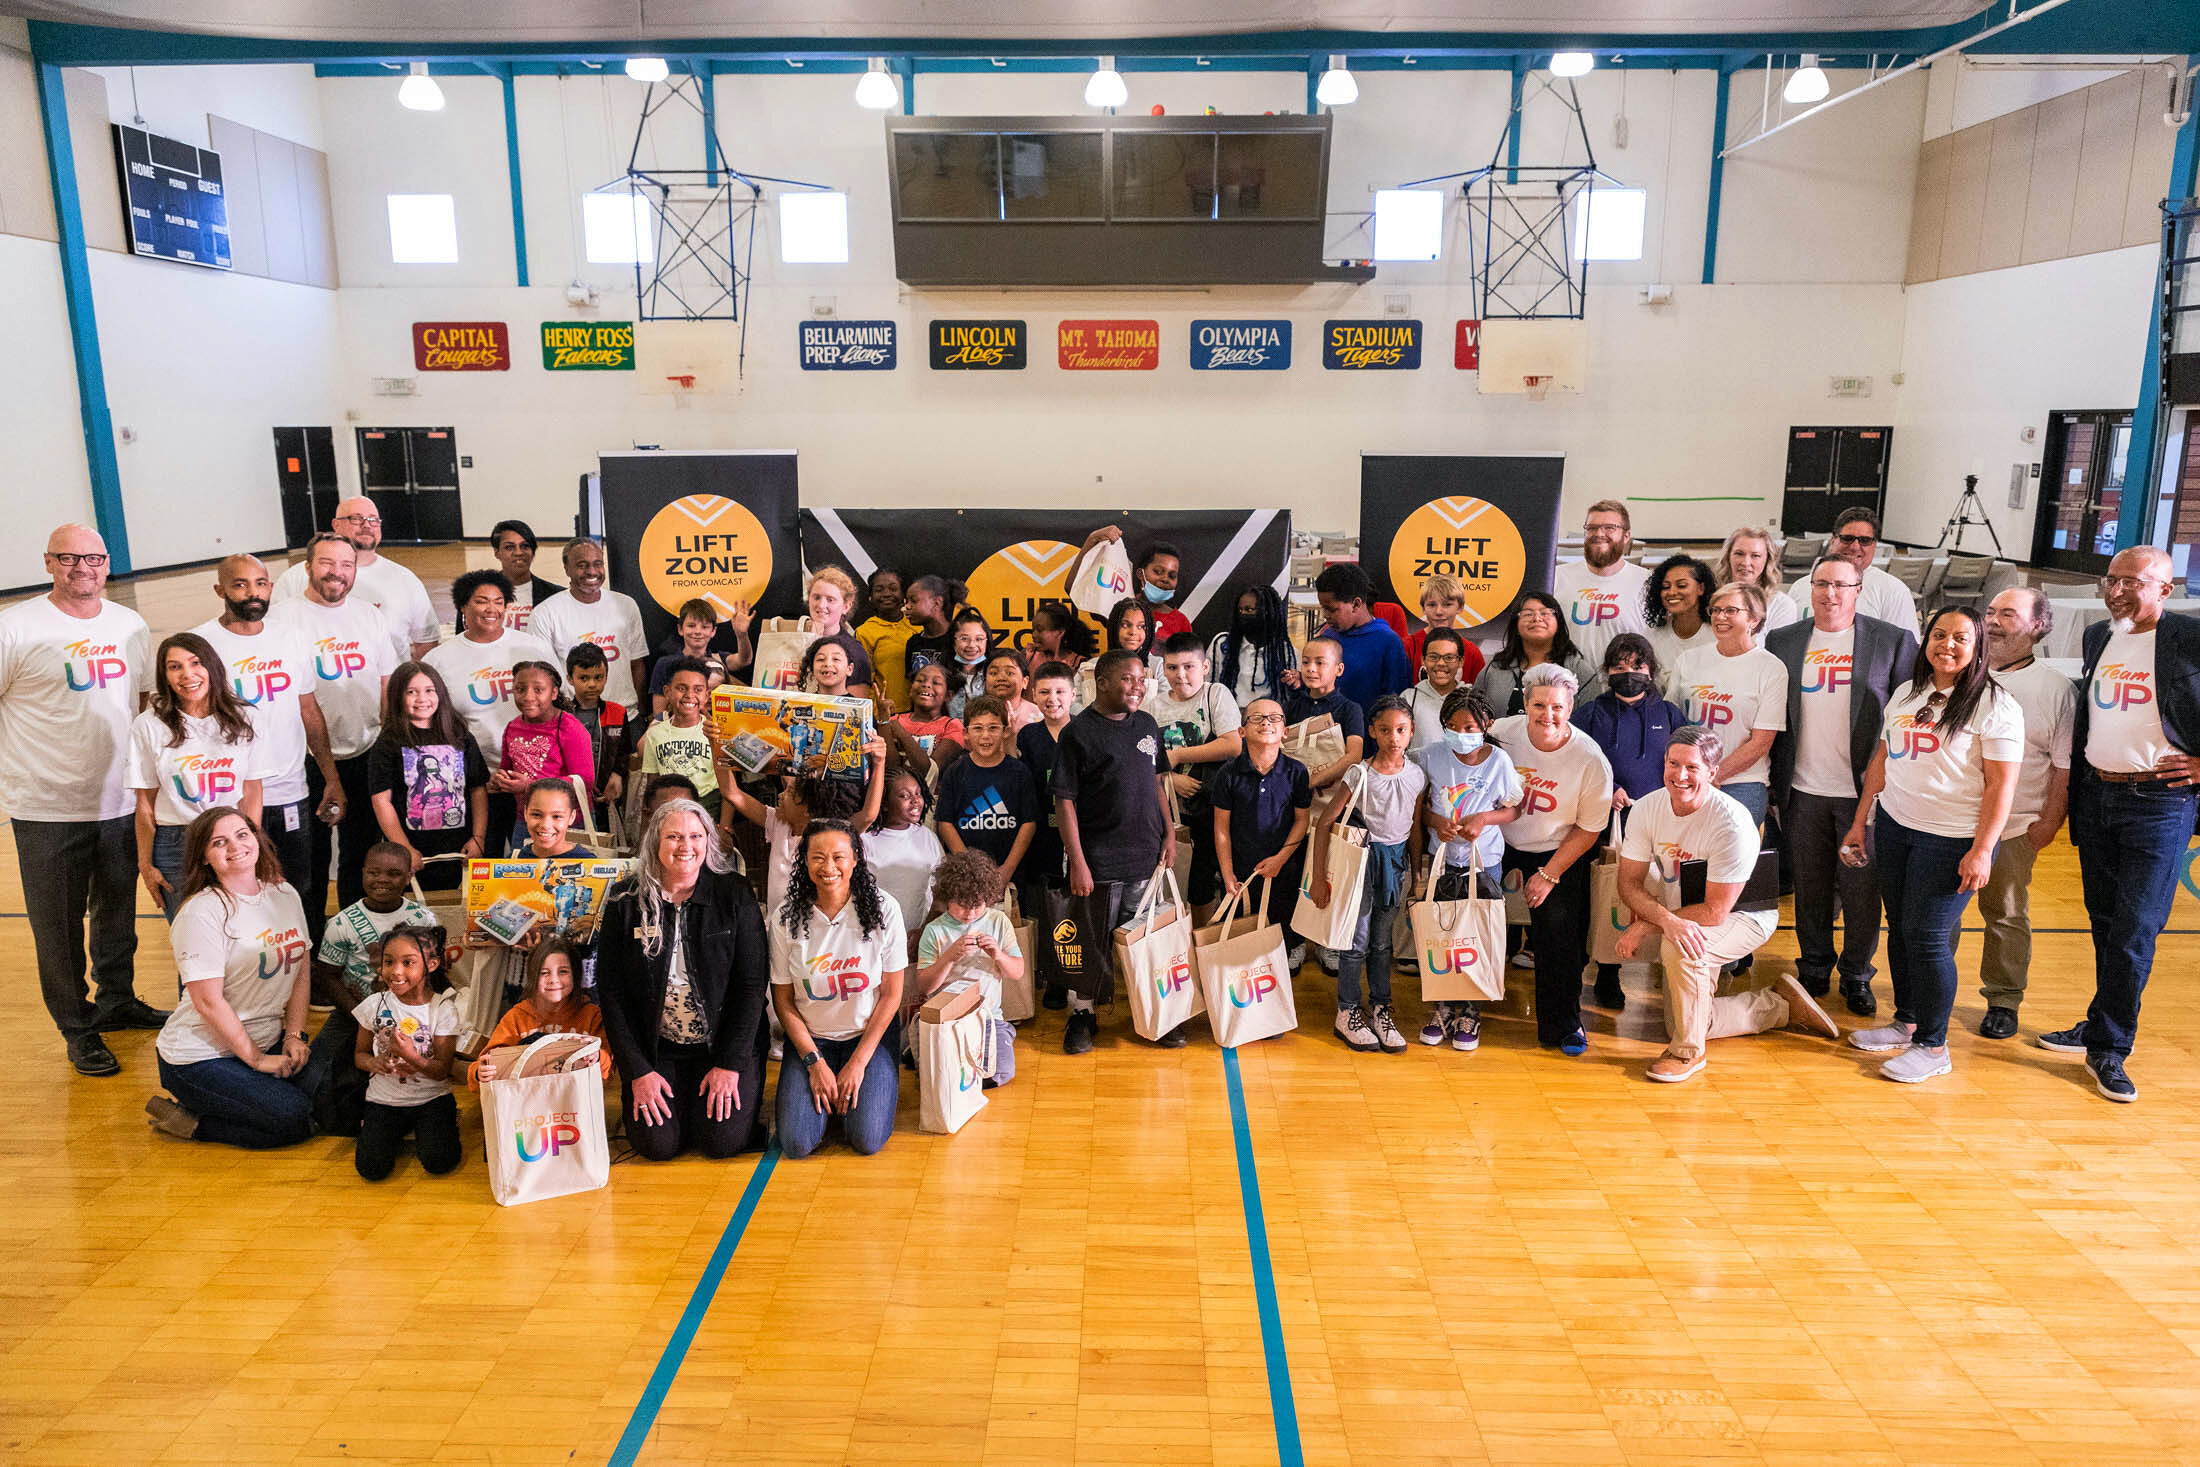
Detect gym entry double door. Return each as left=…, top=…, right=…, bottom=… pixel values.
left=356, top=426, right=464, bottom=542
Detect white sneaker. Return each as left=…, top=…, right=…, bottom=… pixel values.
left=1368, top=1003, right=1408, bottom=1053
left=1880, top=1045, right=1952, bottom=1084
left=1334, top=1006, right=1379, bottom=1052
left=1511, top=947, right=1536, bottom=970
left=1846, top=1022, right=1914, bottom=1054
left=1317, top=946, right=1341, bottom=976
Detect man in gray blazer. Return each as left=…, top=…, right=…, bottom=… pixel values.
left=1767, top=554, right=1920, bottom=1016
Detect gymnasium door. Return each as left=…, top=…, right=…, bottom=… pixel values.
left=2032, top=409, right=2131, bottom=575
left=272, top=426, right=338, bottom=548
left=1780, top=425, right=1890, bottom=536
left=355, top=426, right=464, bottom=544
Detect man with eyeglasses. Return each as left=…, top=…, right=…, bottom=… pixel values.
left=1553, top=499, right=1651, bottom=666
left=2038, top=547, right=2200, bottom=1102
left=0, top=524, right=161, bottom=1076
left=1783, top=507, right=1920, bottom=640
left=1766, top=552, right=1919, bottom=1016
left=272, top=497, right=440, bottom=659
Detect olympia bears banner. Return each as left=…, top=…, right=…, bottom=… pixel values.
left=1358, top=455, right=1565, bottom=630
left=599, top=450, right=805, bottom=650
left=799, top=508, right=1293, bottom=646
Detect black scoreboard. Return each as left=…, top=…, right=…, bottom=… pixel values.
left=111, top=124, right=231, bottom=271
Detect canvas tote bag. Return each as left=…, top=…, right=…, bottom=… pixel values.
left=479, top=1035, right=612, bottom=1206
left=1117, top=864, right=1204, bottom=1041
left=1280, top=711, right=1346, bottom=772
left=996, top=886, right=1037, bottom=1022
left=1194, top=877, right=1299, bottom=1048
left=1068, top=536, right=1135, bottom=619
left=918, top=1003, right=995, bottom=1135
left=1588, top=808, right=1630, bottom=966
left=1408, top=850, right=1509, bottom=1003
left=1290, top=765, right=1369, bottom=950
left=750, top=617, right=816, bottom=692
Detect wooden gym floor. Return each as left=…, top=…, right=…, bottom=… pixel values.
left=5, top=546, right=2200, bottom=1466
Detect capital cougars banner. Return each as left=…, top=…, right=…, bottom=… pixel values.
left=1359, top=455, right=1565, bottom=629
left=800, top=507, right=1292, bottom=646
left=598, top=450, right=804, bottom=649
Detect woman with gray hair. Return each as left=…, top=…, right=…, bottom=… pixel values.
left=595, top=798, right=771, bottom=1160
left=1489, top=662, right=1616, bottom=1055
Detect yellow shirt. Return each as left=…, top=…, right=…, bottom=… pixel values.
left=858, top=616, right=916, bottom=715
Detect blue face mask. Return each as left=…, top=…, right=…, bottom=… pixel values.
left=1444, top=729, right=1484, bottom=755
left=1142, top=580, right=1173, bottom=605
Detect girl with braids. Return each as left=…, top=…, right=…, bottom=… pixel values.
left=771, top=819, right=906, bottom=1159
left=1208, top=584, right=1298, bottom=707
left=128, top=632, right=268, bottom=918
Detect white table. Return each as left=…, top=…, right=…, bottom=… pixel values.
left=2043, top=597, right=2200, bottom=658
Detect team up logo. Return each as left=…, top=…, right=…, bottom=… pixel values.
left=638, top=494, right=776, bottom=618
left=1570, top=588, right=1625, bottom=629
left=1152, top=954, right=1195, bottom=1000
left=465, top=667, right=516, bottom=707
left=254, top=923, right=309, bottom=981
left=514, top=1110, right=584, bottom=1162
left=800, top=952, right=873, bottom=1002
left=313, top=636, right=369, bottom=681
left=958, top=789, right=1022, bottom=833
left=62, top=639, right=129, bottom=692
left=581, top=633, right=623, bottom=663
left=1800, top=647, right=1852, bottom=695
left=170, top=753, right=240, bottom=808
left=1887, top=711, right=1942, bottom=761
left=967, top=540, right=1079, bottom=643
left=1515, top=767, right=1561, bottom=815
left=1687, top=685, right=1736, bottom=729
left=1227, top=960, right=1283, bottom=1008
left=2092, top=663, right=2154, bottom=712
left=1385, top=495, right=1527, bottom=627
left=228, top=654, right=292, bottom=705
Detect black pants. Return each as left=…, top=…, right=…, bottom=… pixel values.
left=261, top=796, right=314, bottom=895
left=14, top=815, right=142, bottom=1040
left=356, top=1092, right=462, bottom=1180
left=1785, top=791, right=1882, bottom=992
left=1503, top=846, right=1592, bottom=1045
left=306, top=753, right=375, bottom=949
left=624, top=1042, right=766, bottom=1162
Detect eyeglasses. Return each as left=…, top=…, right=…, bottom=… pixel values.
left=1582, top=524, right=1625, bottom=537
left=334, top=513, right=382, bottom=526
left=1708, top=604, right=1751, bottom=618
left=50, top=553, right=108, bottom=569
left=1245, top=713, right=1284, bottom=727
left=1833, top=532, right=1877, bottom=547
left=2101, top=575, right=2168, bottom=593
left=1810, top=579, right=1861, bottom=592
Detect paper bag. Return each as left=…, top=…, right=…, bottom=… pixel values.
left=918, top=1002, right=994, bottom=1135
left=1194, top=877, right=1298, bottom=1048
left=997, top=886, right=1036, bottom=1022
left=1117, top=865, right=1204, bottom=1041
left=1290, top=767, right=1368, bottom=950
left=1408, top=853, right=1508, bottom=1003
left=1068, top=536, right=1135, bottom=619
left=480, top=1036, right=611, bottom=1206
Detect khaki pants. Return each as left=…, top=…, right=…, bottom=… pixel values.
left=1975, top=834, right=2039, bottom=1010
left=1659, top=910, right=1786, bottom=1063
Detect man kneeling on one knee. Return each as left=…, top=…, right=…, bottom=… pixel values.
left=1615, top=726, right=1839, bottom=1082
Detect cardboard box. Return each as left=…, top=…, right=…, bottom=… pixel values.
left=462, top=857, right=630, bottom=949
left=919, top=977, right=985, bottom=1024
left=478, top=1033, right=603, bottom=1078
left=709, top=684, right=873, bottom=783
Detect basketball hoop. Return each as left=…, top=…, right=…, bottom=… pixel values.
left=1523, top=374, right=1552, bottom=401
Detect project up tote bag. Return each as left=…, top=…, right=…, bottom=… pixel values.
left=1068, top=536, right=1135, bottom=619
left=1588, top=809, right=1630, bottom=967
left=1117, top=865, right=1204, bottom=1041
left=479, top=1036, right=612, bottom=1206
left=1408, top=851, right=1509, bottom=1003
left=1194, top=877, right=1299, bottom=1048
left=917, top=983, right=995, bottom=1135
left=1290, top=766, right=1368, bottom=950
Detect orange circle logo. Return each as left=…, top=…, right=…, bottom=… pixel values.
left=1387, top=496, right=1527, bottom=628
left=639, top=495, right=775, bottom=617
left=966, top=539, right=1081, bottom=645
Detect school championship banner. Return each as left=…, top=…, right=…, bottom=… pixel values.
left=1358, top=455, right=1565, bottom=629
left=598, top=450, right=804, bottom=649
left=799, top=507, right=1293, bottom=645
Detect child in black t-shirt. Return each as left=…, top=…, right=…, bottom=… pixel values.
left=901, top=575, right=959, bottom=689
left=1281, top=637, right=1366, bottom=793
left=1016, top=659, right=1077, bottom=913
left=936, top=695, right=1040, bottom=885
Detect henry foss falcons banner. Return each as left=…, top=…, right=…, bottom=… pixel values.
left=1359, top=455, right=1565, bottom=630
left=598, top=450, right=805, bottom=649
left=800, top=507, right=1293, bottom=646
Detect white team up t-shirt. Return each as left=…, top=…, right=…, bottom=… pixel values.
left=1667, top=643, right=1789, bottom=786
left=422, top=628, right=559, bottom=759
left=157, top=882, right=311, bottom=1066
left=1994, top=659, right=2075, bottom=832
left=1877, top=680, right=2026, bottom=839
left=1553, top=558, right=1651, bottom=666
left=1619, top=787, right=1774, bottom=941
left=274, top=554, right=440, bottom=651
left=191, top=620, right=316, bottom=805
left=772, top=891, right=908, bottom=1042
left=1490, top=716, right=1615, bottom=853
left=126, top=708, right=278, bottom=827
left=529, top=589, right=650, bottom=711
left=2084, top=627, right=2174, bottom=775
left=0, top=596, right=153, bottom=822
left=267, top=596, right=400, bottom=759
left=1791, top=626, right=1858, bottom=799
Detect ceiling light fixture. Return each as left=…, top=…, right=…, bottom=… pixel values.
left=625, top=56, right=670, bottom=83
left=1551, top=51, right=1596, bottom=78
left=1316, top=55, right=1358, bottom=106
left=1784, top=54, right=1830, bottom=104
left=1085, top=56, right=1128, bottom=109
left=854, top=57, right=899, bottom=109
left=397, top=62, right=444, bottom=112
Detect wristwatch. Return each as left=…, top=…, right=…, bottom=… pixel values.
left=800, top=1050, right=824, bottom=1069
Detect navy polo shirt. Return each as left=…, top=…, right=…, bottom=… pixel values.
left=1208, top=750, right=1313, bottom=876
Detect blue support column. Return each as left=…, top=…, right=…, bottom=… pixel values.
left=1505, top=59, right=1525, bottom=184
left=2117, top=102, right=2200, bottom=552
left=699, top=66, right=720, bottom=185
left=32, top=59, right=130, bottom=573
left=895, top=56, right=915, bottom=116
left=1306, top=56, right=1321, bottom=115
left=1702, top=65, right=1733, bottom=285
left=499, top=67, right=528, bottom=287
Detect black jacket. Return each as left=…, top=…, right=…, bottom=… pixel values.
left=2072, top=610, right=2200, bottom=773
left=595, top=865, right=770, bottom=1078
left=1765, top=612, right=1918, bottom=807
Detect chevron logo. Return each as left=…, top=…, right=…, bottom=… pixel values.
left=1426, top=497, right=1495, bottom=533
left=1001, top=541, right=1078, bottom=582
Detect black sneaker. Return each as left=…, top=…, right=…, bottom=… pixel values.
left=1062, top=1011, right=1098, bottom=1055
left=1840, top=979, right=1877, bottom=1017
left=67, top=1033, right=120, bottom=1077
left=1042, top=982, right=1068, bottom=1011
left=2088, top=1052, right=2136, bottom=1103
left=1593, top=966, right=1626, bottom=1010
left=1796, top=974, right=1831, bottom=999
left=96, top=998, right=171, bottom=1031
left=2036, top=1022, right=2089, bottom=1054
left=1977, top=1007, right=2020, bottom=1040
left=1154, top=1024, right=1189, bottom=1050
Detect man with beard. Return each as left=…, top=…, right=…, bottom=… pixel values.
left=2038, top=546, right=2200, bottom=1102
left=267, top=534, right=398, bottom=943
left=0, top=524, right=161, bottom=1075
left=272, top=497, right=439, bottom=658
left=529, top=538, right=649, bottom=711
left=488, top=519, right=562, bottom=632
left=1067, top=525, right=1193, bottom=642
left=191, top=554, right=347, bottom=891
left=1971, top=587, right=2074, bottom=1040
left=1783, top=506, right=1920, bottom=639
left=1552, top=500, right=1651, bottom=666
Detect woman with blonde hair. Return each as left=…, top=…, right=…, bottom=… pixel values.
left=1714, top=525, right=1799, bottom=637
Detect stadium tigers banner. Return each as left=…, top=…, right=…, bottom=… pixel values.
left=1359, top=455, right=1564, bottom=629
left=800, top=508, right=1293, bottom=646
left=598, top=450, right=804, bottom=649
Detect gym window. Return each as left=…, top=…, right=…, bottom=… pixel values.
left=1571, top=187, right=1646, bottom=263
left=583, top=192, right=656, bottom=266
left=386, top=193, right=459, bottom=264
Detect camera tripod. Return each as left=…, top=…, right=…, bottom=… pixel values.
left=1932, top=474, right=2005, bottom=556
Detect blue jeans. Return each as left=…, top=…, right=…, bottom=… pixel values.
left=1873, top=811, right=1978, bottom=1048
left=1723, top=780, right=1769, bottom=827
left=1335, top=852, right=1401, bottom=1009
left=2073, top=777, right=2198, bottom=1058
left=150, top=823, right=188, bottom=920
left=157, top=1047, right=330, bottom=1150
left=776, top=1029, right=900, bottom=1159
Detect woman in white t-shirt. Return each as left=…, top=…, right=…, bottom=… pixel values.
left=1715, top=525, right=1800, bottom=642
left=1843, top=608, right=2022, bottom=1085
left=772, top=820, right=907, bottom=1159
left=1643, top=555, right=1716, bottom=673
left=128, top=633, right=269, bottom=919
left=1490, top=663, right=1616, bottom=1056
left=1666, top=583, right=1789, bottom=827
left=144, top=807, right=322, bottom=1148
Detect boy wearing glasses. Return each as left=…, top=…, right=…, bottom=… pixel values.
left=1783, top=507, right=1920, bottom=640
left=1210, top=699, right=1313, bottom=967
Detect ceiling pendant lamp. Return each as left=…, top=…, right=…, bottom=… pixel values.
left=854, top=57, right=899, bottom=109
left=1784, top=54, right=1830, bottom=104
left=1085, top=56, right=1128, bottom=109
left=625, top=56, right=670, bottom=83
left=1550, top=51, right=1595, bottom=78
left=397, top=62, right=444, bottom=112
left=1316, top=55, right=1358, bottom=106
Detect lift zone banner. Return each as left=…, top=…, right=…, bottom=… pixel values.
left=799, top=320, right=898, bottom=371
left=1358, top=454, right=1564, bottom=630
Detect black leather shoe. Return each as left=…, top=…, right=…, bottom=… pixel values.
left=1042, top=982, right=1068, bottom=1011
left=1977, top=1006, right=2020, bottom=1040
left=1154, top=1024, right=1189, bottom=1049
left=96, top=998, right=171, bottom=1031
left=68, top=1033, right=121, bottom=1077
left=1062, top=1011, right=1097, bottom=1055
left=1841, top=980, right=1877, bottom=1017
left=1593, top=968, right=1626, bottom=1010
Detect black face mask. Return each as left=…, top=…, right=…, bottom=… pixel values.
left=1607, top=671, right=1654, bottom=699
left=1233, top=610, right=1260, bottom=635
left=224, top=596, right=270, bottom=623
